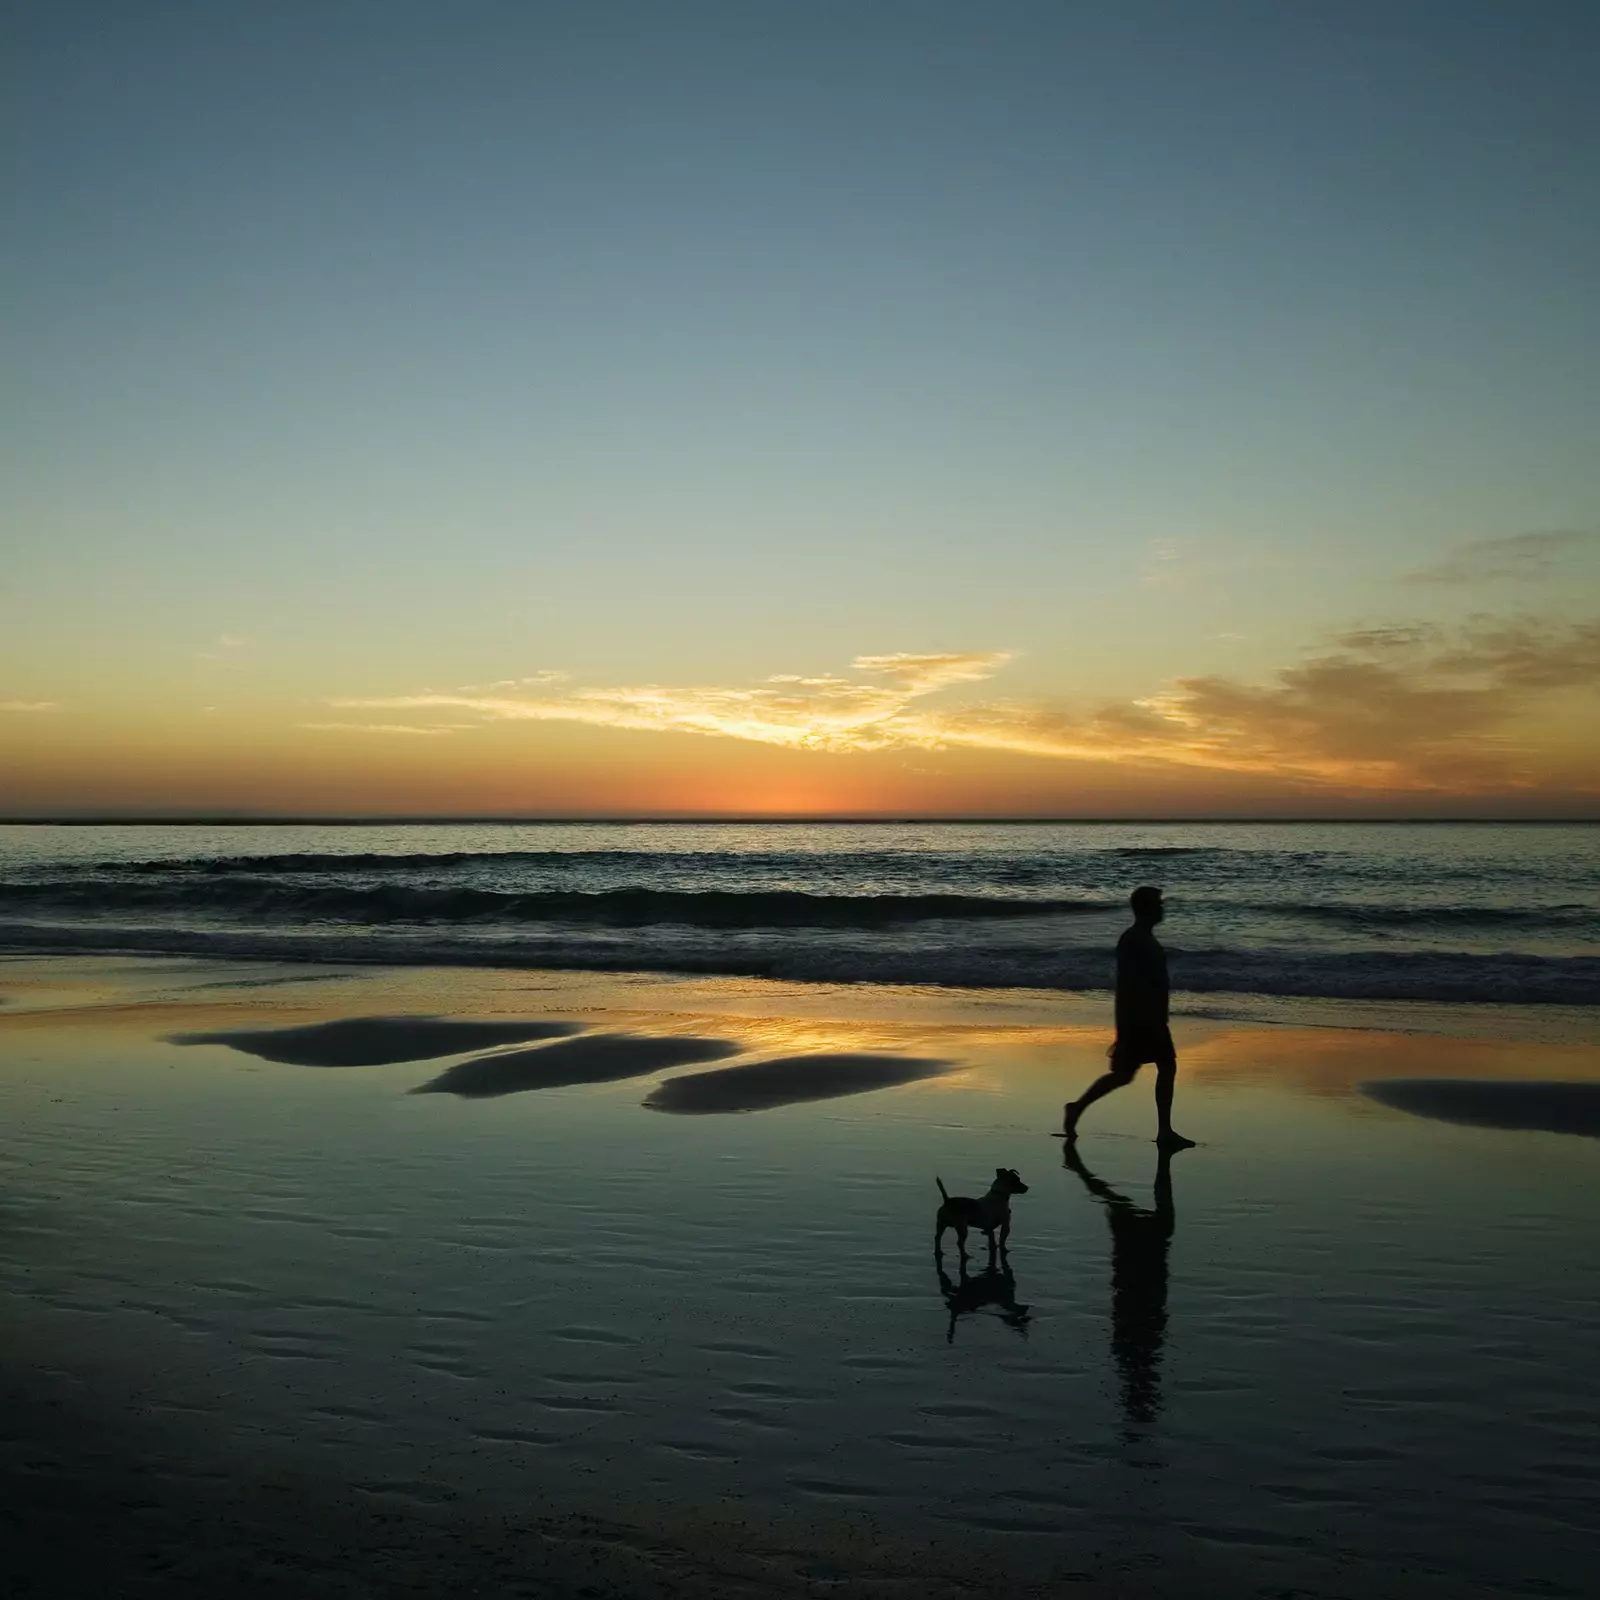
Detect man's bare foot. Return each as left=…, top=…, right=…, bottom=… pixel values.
left=1060, top=1102, right=1082, bottom=1140
left=1156, top=1130, right=1196, bottom=1150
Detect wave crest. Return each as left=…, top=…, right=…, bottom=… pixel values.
left=0, top=879, right=1112, bottom=928
left=0, top=921, right=1593, bottom=1005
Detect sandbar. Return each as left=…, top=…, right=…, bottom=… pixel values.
left=170, top=1013, right=582, bottom=1066
left=1362, top=1076, right=1600, bottom=1137
left=413, top=1033, right=742, bottom=1097
left=646, top=1051, right=952, bottom=1113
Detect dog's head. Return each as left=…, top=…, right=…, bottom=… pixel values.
left=994, top=1166, right=1029, bottom=1195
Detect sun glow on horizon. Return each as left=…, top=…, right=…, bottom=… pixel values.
left=311, top=617, right=1600, bottom=802
left=4, top=605, right=1598, bottom=818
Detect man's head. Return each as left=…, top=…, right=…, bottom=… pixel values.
left=1130, top=885, right=1164, bottom=924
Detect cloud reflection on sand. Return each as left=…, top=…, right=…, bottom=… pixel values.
left=645, top=1052, right=953, bottom=1114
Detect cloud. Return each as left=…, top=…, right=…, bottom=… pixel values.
left=453, top=672, right=570, bottom=692
left=1431, top=618, right=1600, bottom=689
left=336, top=652, right=1014, bottom=754
left=1137, top=618, right=1600, bottom=789
left=0, top=700, right=61, bottom=713
left=1140, top=541, right=1183, bottom=589
left=1330, top=625, right=1433, bottom=652
left=1403, top=531, right=1597, bottom=586
left=1138, top=541, right=1282, bottom=593
left=299, top=722, right=457, bottom=737
left=197, top=633, right=255, bottom=667
left=853, top=651, right=1012, bottom=691
left=330, top=622, right=1600, bottom=794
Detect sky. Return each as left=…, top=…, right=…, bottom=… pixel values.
left=4, top=0, right=1598, bottom=817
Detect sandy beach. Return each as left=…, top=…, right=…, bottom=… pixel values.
left=3, top=954, right=1597, bottom=1598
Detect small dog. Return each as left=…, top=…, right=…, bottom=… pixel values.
left=934, top=1168, right=1029, bottom=1256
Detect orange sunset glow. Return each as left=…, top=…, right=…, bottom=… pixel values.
left=5, top=620, right=1598, bottom=817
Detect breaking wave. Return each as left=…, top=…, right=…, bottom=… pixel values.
left=0, top=879, right=1112, bottom=928
left=0, top=919, right=1594, bottom=1005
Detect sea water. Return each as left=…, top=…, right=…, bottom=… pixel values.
left=3, top=821, right=1596, bottom=1011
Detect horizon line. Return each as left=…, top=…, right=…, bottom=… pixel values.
left=2, top=814, right=1595, bottom=827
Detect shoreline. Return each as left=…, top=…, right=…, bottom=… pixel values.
left=5, top=945, right=1600, bottom=1047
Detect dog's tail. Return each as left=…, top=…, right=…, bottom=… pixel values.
left=935, top=1176, right=949, bottom=1201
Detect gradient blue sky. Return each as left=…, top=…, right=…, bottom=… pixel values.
left=4, top=1, right=1598, bottom=813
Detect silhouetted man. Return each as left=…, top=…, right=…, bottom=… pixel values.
left=1062, top=885, right=1194, bottom=1147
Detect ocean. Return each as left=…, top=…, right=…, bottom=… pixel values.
left=2, top=820, right=1596, bottom=1014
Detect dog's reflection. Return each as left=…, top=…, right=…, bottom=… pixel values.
left=936, top=1256, right=1032, bottom=1343
left=1062, top=1143, right=1177, bottom=1427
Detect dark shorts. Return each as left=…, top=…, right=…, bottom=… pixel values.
left=1110, top=1025, right=1175, bottom=1067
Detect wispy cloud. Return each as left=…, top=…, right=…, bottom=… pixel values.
left=1139, top=541, right=1184, bottom=589
left=845, top=652, right=1009, bottom=692
left=331, top=624, right=1600, bottom=793
left=196, top=632, right=255, bottom=664
left=1138, top=540, right=1282, bottom=592
left=1403, top=531, right=1597, bottom=586
left=0, top=700, right=61, bottom=713
left=453, top=672, right=570, bottom=693
left=299, top=722, right=457, bottom=737
left=337, top=652, right=1015, bottom=754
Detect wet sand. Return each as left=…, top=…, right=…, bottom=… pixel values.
left=2, top=955, right=1597, bottom=1598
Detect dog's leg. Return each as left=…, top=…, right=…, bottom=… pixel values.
left=998, top=1218, right=1011, bottom=1254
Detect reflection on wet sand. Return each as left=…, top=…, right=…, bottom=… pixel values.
left=413, top=1034, right=741, bottom=1097
left=645, top=1052, right=952, bottom=1114
left=936, top=1257, right=1031, bottom=1344
left=1363, top=1077, right=1600, bottom=1138
left=1062, top=1144, right=1177, bottom=1429
left=170, top=1014, right=583, bottom=1066
left=1183, top=1025, right=1600, bottom=1097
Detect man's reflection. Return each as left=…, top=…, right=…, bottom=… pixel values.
left=1062, top=1144, right=1178, bottom=1426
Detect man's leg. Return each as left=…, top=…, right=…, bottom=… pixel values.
left=1063, top=1060, right=1137, bottom=1138
left=1153, top=1055, right=1195, bottom=1149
